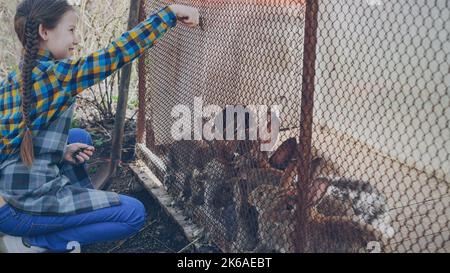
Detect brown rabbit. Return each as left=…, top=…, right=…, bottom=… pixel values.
left=217, top=106, right=281, bottom=170
left=227, top=140, right=297, bottom=252
left=248, top=173, right=380, bottom=253
left=280, top=157, right=325, bottom=194
left=247, top=176, right=330, bottom=253
left=230, top=139, right=324, bottom=252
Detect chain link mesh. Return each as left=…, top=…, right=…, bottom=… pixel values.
left=136, top=0, right=449, bottom=253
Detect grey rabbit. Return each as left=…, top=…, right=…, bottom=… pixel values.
left=316, top=177, right=395, bottom=238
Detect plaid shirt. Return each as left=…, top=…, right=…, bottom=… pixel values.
left=0, top=7, right=177, bottom=215
left=0, top=103, right=122, bottom=215
left=0, top=6, right=177, bottom=163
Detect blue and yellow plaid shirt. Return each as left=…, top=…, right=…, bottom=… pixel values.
left=0, top=6, right=177, bottom=163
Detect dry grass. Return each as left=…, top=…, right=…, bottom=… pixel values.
left=0, top=0, right=21, bottom=79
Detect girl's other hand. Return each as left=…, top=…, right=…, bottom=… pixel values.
left=64, top=143, right=95, bottom=165
left=169, top=4, right=200, bottom=27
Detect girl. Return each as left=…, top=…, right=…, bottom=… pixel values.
left=0, top=0, right=199, bottom=253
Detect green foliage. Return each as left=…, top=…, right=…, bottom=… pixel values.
left=71, top=118, right=82, bottom=129
left=128, top=97, right=139, bottom=109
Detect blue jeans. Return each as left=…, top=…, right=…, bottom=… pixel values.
left=0, top=129, right=146, bottom=252
left=66, top=128, right=94, bottom=170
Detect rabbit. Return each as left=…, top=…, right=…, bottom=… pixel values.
left=229, top=177, right=260, bottom=252
left=315, top=177, right=395, bottom=238
left=231, top=137, right=324, bottom=186
left=206, top=106, right=256, bottom=164
left=247, top=183, right=302, bottom=253
left=246, top=174, right=330, bottom=253
left=306, top=208, right=380, bottom=253
left=215, top=202, right=239, bottom=242
left=229, top=143, right=324, bottom=252
left=167, top=140, right=213, bottom=173
left=213, top=105, right=281, bottom=169
left=189, top=158, right=238, bottom=242
left=225, top=144, right=288, bottom=252
left=179, top=160, right=238, bottom=241
left=267, top=139, right=394, bottom=239
left=228, top=156, right=321, bottom=251
left=199, top=160, right=235, bottom=218
left=162, top=170, right=192, bottom=206
left=200, top=158, right=235, bottom=215
left=248, top=154, right=380, bottom=252
left=248, top=176, right=381, bottom=253
left=232, top=136, right=307, bottom=183
left=165, top=140, right=214, bottom=204
left=189, top=168, right=207, bottom=206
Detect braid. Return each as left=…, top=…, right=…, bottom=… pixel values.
left=19, top=17, right=39, bottom=168
left=14, top=0, right=75, bottom=167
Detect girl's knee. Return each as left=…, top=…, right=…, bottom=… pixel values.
left=119, top=195, right=146, bottom=231
left=68, top=128, right=93, bottom=146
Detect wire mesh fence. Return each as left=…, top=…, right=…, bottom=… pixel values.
left=136, top=0, right=449, bottom=253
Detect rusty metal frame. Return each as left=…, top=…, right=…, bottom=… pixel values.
left=135, top=0, right=322, bottom=253
left=295, top=0, right=320, bottom=253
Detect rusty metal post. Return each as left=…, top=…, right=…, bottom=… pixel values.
left=137, top=0, right=156, bottom=151
left=136, top=0, right=146, bottom=144
left=296, top=0, right=320, bottom=253
left=92, top=0, right=142, bottom=190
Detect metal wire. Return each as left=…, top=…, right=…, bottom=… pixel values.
left=137, top=0, right=449, bottom=253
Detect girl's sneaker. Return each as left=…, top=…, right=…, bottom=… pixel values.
left=0, top=235, right=47, bottom=253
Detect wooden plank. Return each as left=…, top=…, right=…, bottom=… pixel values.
left=129, top=160, right=204, bottom=248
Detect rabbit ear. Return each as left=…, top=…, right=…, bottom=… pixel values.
left=307, top=177, right=330, bottom=206
left=280, top=157, right=324, bottom=192
left=265, top=108, right=280, bottom=133
left=269, top=137, right=298, bottom=170
left=280, top=160, right=298, bottom=190
left=310, top=157, right=325, bottom=177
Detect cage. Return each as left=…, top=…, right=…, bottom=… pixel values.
left=135, top=0, right=449, bottom=253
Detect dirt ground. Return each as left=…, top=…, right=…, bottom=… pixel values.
left=82, top=168, right=189, bottom=253
left=80, top=118, right=220, bottom=253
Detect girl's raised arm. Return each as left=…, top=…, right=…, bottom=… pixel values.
left=50, top=5, right=192, bottom=97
